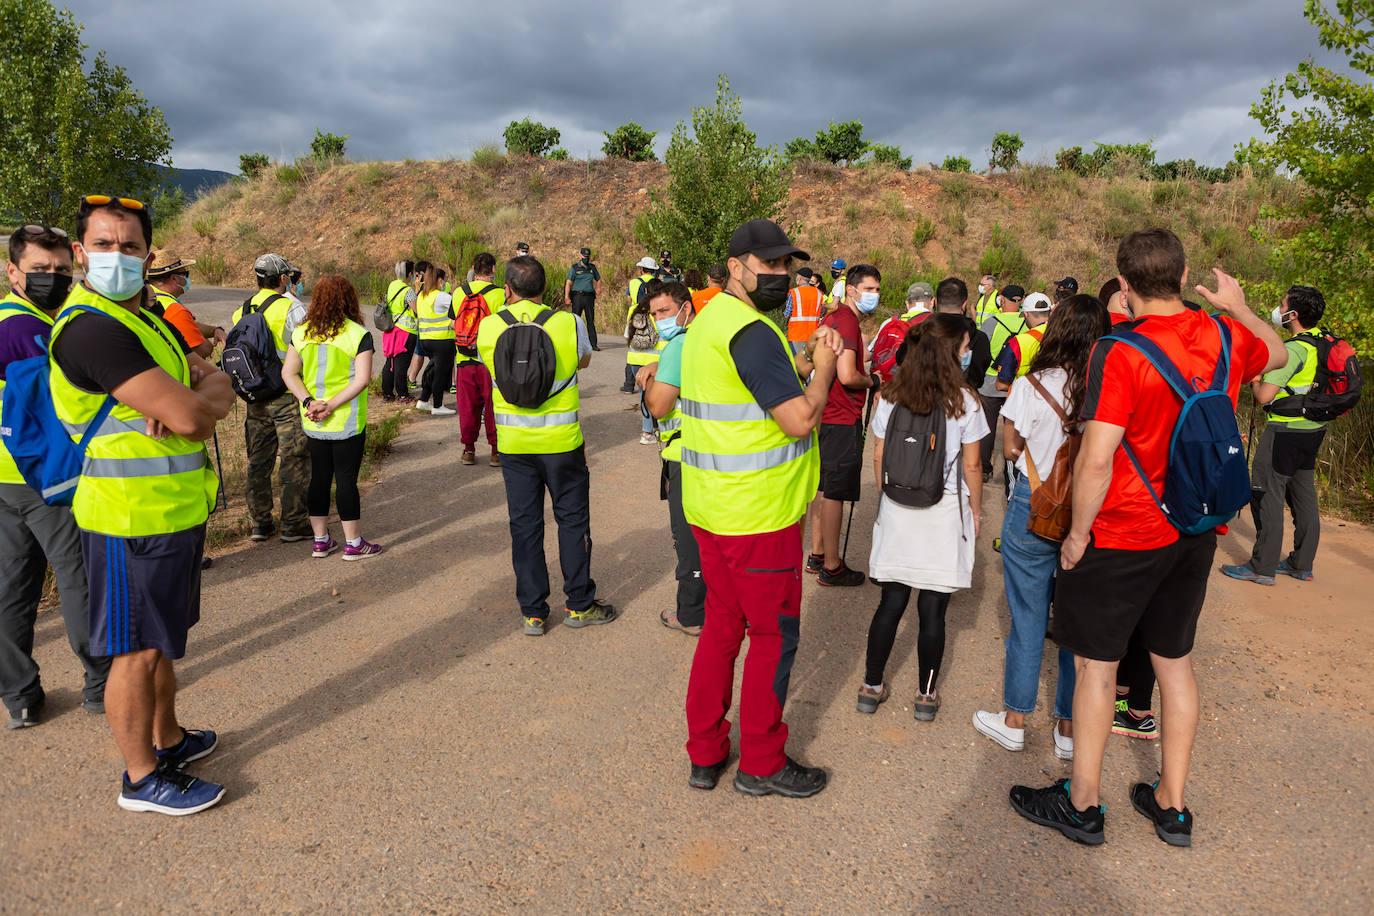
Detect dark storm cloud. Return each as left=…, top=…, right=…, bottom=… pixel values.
left=64, top=0, right=1322, bottom=172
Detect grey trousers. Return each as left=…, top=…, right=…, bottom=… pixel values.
left=1248, top=424, right=1325, bottom=576
left=0, top=482, right=110, bottom=713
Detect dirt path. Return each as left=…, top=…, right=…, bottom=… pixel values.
left=3, top=332, right=1372, bottom=913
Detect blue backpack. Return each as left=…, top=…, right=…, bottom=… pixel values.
left=0, top=303, right=115, bottom=505
left=1105, top=315, right=1249, bottom=536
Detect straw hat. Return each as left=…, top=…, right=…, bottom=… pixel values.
left=147, top=247, right=197, bottom=277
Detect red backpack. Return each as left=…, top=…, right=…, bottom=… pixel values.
left=872, top=311, right=931, bottom=382
left=1269, top=330, right=1363, bottom=423
left=455, top=282, right=496, bottom=356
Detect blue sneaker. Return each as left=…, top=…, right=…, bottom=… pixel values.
left=155, top=728, right=218, bottom=770
left=1220, top=564, right=1275, bottom=586
left=1277, top=558, right=1313, bottom=581
left=119, top=767, right=225, bottom=815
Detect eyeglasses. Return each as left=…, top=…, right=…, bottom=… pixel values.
left=80, top=195, right=146, bottom=211
left=15, top=224, right=69, bottom=238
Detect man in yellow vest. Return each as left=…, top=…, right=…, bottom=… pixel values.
left=477, top=255, right=614, bottom=637
left=231, top=253, right=311, bottom=542
left=0, top=224, right=110, bottom=729
left=681, top=219, right=843, bottom=798
left=994, top=292, right=1053, bottom=391
left=50, top=195, right=235, bottom=814
left=1224, top=285, right=1334, bottom=586
left=974, top=273, right=1000, bottom=322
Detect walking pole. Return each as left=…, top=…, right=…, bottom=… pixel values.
left=841, top=379, right=878, bottom=563
left=211, top=429, right=228, bottom=512
left=1246, top=399, right=1257, bottom=464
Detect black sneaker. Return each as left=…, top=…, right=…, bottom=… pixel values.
left=1009, top=778, right=1105, bottom=845
left=816, top=562, right=865, bottom=587
left=733, top=757, right=827, bottom=798
left=689, top=757, right=729, bottom=790
left=804, top=553, right=824, bottom=575
left=155, top=728, right=218, bottom=770
left=279, top=527, right=313, bottom=543
left=1113, top=699, right=1158, bottom=739
left=1131, top=781, right=1193, bottom=847
left=250, top=524, right=275, bottom=542
left=564, top=598, right=618, bottom=628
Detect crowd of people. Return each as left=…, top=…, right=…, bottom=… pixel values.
left=0, top=199, right=1354, bottom=850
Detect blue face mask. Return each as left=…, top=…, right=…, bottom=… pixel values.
left=655, top=315, right=685, bottom=340
left=960, top=351, right=972, bottom=370
left=857, top=291, right=881, bottom=313
left=84, top=251, right=146, bottom=301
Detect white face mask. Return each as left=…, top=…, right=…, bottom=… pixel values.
left=84, top=251, right=146, bottom=301
left=1271, top=306, right=1292, bottom=327
left=977, top=283, right=988, bottom=295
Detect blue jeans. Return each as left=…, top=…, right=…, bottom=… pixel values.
left=1001, top=477, right=1075, bottom=719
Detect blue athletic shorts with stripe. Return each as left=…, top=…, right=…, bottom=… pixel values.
left=80, top=524, right=206, bottom=659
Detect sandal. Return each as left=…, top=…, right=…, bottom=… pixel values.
left=659, top=609, right=702, bottom=637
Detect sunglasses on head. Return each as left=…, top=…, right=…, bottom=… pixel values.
left=80, top=194, right=146, bottom=211
left=16, top=224, right=69, bottom=238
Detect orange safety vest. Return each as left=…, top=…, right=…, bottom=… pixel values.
left=787, top=285, right=824, bottom=342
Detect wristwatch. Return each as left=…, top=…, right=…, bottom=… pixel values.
left=302, top=396, right=315, bottom=409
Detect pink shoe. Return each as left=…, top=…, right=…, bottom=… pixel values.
left=342, top=539, right=383, bottom=561
left=311, top=536, right=339, bottom=558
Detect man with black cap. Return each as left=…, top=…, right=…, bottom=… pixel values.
left=680, top=218, right=842, bottom=799
left=564, top=246, right=602, bottom=350
left=1053, top=276, right=1078, bottom=304
left=656, top=249, right=683, bottom=283
left=514, top=241, right=531, bottom=259
left=976, top=284, right=1027, bottom=483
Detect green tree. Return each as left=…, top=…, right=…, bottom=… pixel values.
left=941, top=155, right=972, bottom=173
left=783, top=136, right=818, bottom=161
left=1080, top=140, right=1156, bottom=176
left=813, top=120, right=870, bottom=166
left=503, top=118, right=561, bottom=157
left=644, top=75, right=793, bottom=311
left=0, top=0, right=173, bottom=227
left=868, top=143, right=912, bottom=170
left=309, top=129, right=348, bottom=163
left=240, top=152, right=270, bottom=179
left=1055, top=145, right=1084, bottom=173
left=1251, top=0, right=1374, bottom=355
left=988, top=131, right=1024, bottom=172
left=602, top=122, right=657, bottom=161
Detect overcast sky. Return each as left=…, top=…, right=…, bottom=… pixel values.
left=65, top=0, right=1325, bottom=173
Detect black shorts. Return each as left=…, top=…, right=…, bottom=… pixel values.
left=1270, top=426, right=1327, bottom=476
left=82, top=525, right=206, bottom=660
left=818, top=421, right=863, bottom=502
left=1052, top=530, right=1217, bottom=662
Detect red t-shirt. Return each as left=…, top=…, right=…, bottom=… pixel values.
left=820, top=305, right=866, bottom=424
left=1110, top=312, right=1133, bottom=325
left=1082, top=309, right=1269, bottom=550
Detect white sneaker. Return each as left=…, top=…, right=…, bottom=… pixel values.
left=973, top=709, right=1025, bottom=752
left=639, top=432, right=657, bottom=445
left=1053, top=723, right=1074, bottom=760
left=430, top=406, right=456, bottom=417
left=414, top=401, right=432, bottom=412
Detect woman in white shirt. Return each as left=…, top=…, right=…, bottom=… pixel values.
left=859, top=313, right=987, bottom=722
left=973, top=295, right=1110, bottom=759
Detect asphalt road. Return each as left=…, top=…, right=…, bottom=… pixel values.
left=2, top=293, right=1372, bottom=912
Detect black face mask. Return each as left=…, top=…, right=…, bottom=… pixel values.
left=745, top=270, right=790, bottom=311
left=24, top=272, right=73, bottom=311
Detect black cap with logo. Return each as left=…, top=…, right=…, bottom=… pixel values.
left=727, top=219, right=810, bottom=261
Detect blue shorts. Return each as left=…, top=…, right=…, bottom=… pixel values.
left=81, top=525, right=205, bottom=660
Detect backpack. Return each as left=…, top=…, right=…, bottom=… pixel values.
left=222, top=294, right=286, bottom=403
left=0, top=303, right=116, bottom=505
left=871, top=312, right=931, bottom=383
left=1267, top=330, right=1363, bottom=423
left=492, top=309, right=576, bottom=408
left=372, top=284, right=409, bottom=333
left=455, top=282, right=496, bottom=357
left=1022, top=373, right=1080, bottom=542
left=1106, top=315, right=1249, bottom=536
left=881, top=402, right=948, bottom=508
left=628, top=313, right=657, bottom=350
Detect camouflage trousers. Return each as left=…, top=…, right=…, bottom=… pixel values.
left=245, top=391, right=310, bottom=531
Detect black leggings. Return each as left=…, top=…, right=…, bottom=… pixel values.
left=864, top=583, right=952, bottom=693
left=307, top=433, right=365, bottom=522
left=418, top=340, right=456, bottom=408
left=381, top=333, right=416, bottom=398
left=1117, top=626, right=1156, bottom=710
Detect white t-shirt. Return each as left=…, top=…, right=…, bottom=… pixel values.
left=429, top=292, right=454, bottom=319
left=1001, top=368, right=1072, bottom=479
left=871, top=389, right=988, bottom=493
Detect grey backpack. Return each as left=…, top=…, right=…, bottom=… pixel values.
left=881, top=403, right=948, bottom=508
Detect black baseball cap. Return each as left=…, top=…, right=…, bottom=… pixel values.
left=797, top=267, right=814, bottom=279
left=516, top=241, right=530, bottom=251
left=580, top=246, right=590, bottom=256
left=660, top=249, right=671, bottom=259
left=1001, top=284, right=1025, bottom=300
left=727, top=219, right=810, bottom=261
left=1054, top=276, right=1078, bottom=292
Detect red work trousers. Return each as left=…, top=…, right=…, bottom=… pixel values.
left=685, top=520, right=803, bottom=778
left=456, top=361, right=497, bottom=451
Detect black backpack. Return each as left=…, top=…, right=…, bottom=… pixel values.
left=222, top=293, right=287, bottom=403
left=492, top=309, right=575, bottom=408
left=1268, top=330, right=1363, bottom=423
left=881, top=403, right=948, bottom=508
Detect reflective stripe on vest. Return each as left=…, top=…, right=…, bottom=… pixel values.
left=417, top=290, right=454, bottom=340
left=475, top=301, right=583, bottom=454
left=292, top=320, right=370, bottom=440
left=787, top=287, right=823, bottom=342
left=1266, top=336, right=1322, bottom=424
left=386, top=280, right=418, bottom=333
left=50, top=287, right=216, bottom=537
left=679, top=292, right=818, bottom=535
